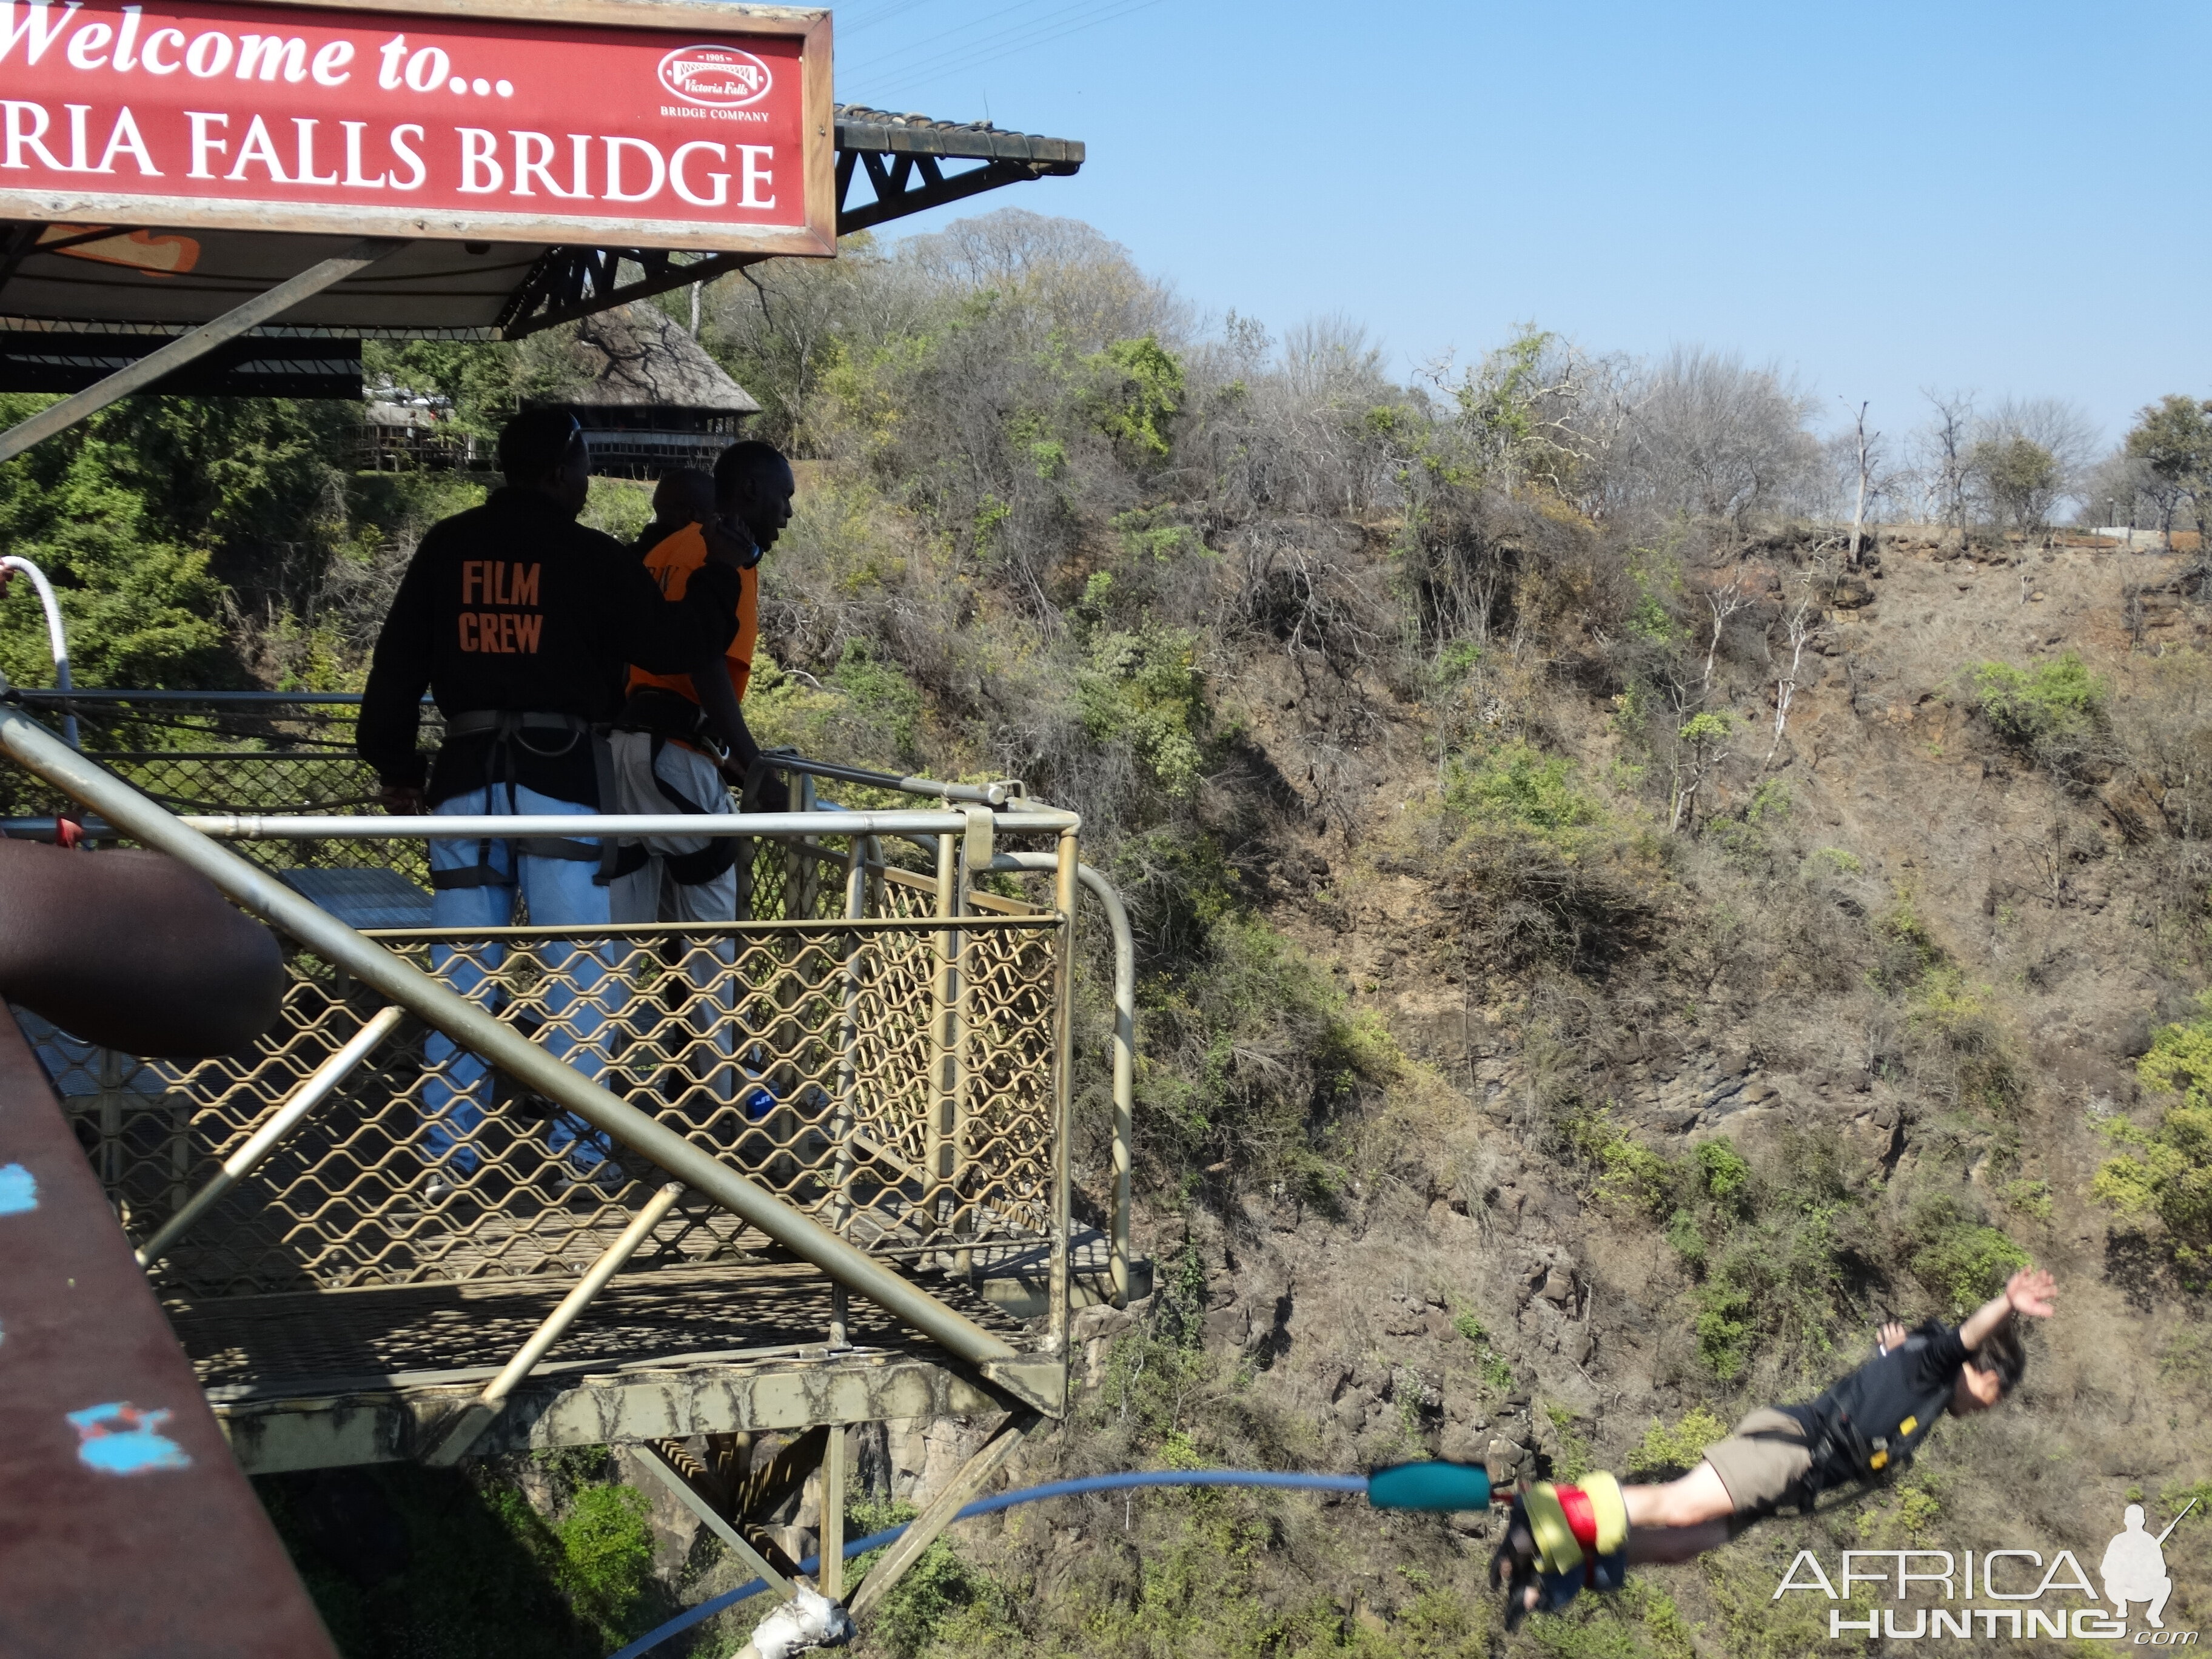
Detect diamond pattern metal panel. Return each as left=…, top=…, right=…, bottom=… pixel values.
left=119, top=904, right=1060, bottom=1298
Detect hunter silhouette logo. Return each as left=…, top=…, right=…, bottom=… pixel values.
left=2103, top=1498, right=2194, bottom=1631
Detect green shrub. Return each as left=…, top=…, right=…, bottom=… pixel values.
left=1078, top=626, right=1205, bottom=798
left=1669, top=1131, right=1875, bottom=1381
left=1084, top=334, right=1185, bottom=460
left=1445, top=740, right=1599, bottom=835
left=1452, top=1308, right=1518, bottom=1393
left=1694, top=1139, right=1754, bottom=1213
left=1627, top=1406, right=1732, bottom=1476
left=1560, top=1107, right=1674, bottom=1216
left=1907, top=968, right=2025, bottom=1116
left=2096, top=994, right=2212, bottom=1275
left=1903, top=1194, right=2030, bottom=1315
left=1967, top=652, right=2111, bottom=777
left=843, top=1498, right=1016, bottom=1659
left=553, top=1485, right=655, bottom=1645
left=1141, top=916, right=1394, bottom=1189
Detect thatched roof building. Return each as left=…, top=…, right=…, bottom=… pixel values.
left=536, top=304, right=760, bottom=477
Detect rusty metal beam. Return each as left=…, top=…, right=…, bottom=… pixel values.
left=425, top=1182, right=686, bottom=1466
left=638, top=1444, right=796, bottom=1601
left=0, top=1019, right=338, bottom=1658
left=134, top=1004, right=406, bottom=1270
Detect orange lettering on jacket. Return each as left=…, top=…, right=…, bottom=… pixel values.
left=456, top=561, right=543, bottom=654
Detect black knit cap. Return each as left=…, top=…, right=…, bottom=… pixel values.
left=498, top=407, right=582, bottom=485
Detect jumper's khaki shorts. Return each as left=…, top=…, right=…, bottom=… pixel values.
left=1701, top=1408, right=1814, bottom=1515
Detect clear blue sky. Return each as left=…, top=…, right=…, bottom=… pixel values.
left=831, top=0, right=2207, bottom=448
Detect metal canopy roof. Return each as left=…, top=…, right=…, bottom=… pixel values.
left=0, top=106, right=1083, bottom=343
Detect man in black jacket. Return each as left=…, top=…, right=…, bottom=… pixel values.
left=358, top=407, right=748, bottom=1196
left=1490, top=1267, right=2056, bottom=1624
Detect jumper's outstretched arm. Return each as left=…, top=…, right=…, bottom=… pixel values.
left=1962, top=1268, right=2056, bottom=1349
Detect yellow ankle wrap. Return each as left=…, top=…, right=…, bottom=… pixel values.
left=1523, top=1473, right=1629, bottom=1575
left=1581, top=1472, right=1629, bottom=1556
left=1522, top=1483, right=1583, bottom=1576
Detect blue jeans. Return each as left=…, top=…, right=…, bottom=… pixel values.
left=421, top=786, right=618, bottom=1180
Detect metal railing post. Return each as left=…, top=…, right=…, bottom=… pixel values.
left=1048, top=830, right=1078, bottom=1353
left=987, top=853, right=1135, bottom=1309
left=828, top=836, right=867, bottom=1351
left=426, top=1181, right=685, bottom=1465
left=819, top=1424, right=849, bottom=1599
left=927, top=830, right=959, bottom=1239
left=135, top=1005, right=406, bottom=1269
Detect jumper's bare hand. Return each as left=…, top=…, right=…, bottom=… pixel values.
left=378, top=782, right=426, bottom=816
left=2003, top=1268, right=2057, bottom=1319
left=1489, top=1514, right=1542, bottom=1627
left=1877, top=1321, right=1908, bottom=1355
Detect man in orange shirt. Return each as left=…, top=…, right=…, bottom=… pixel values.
left=609, top=441, right=794, bottom=927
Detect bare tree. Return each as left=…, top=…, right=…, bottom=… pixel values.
left=1765, top=555, right=1829, bottom=768
left=1701, top=583, right=1751, bottom=696
left=1919, top=390, right=1974, bottom=550
left=1842, top=400, right=1877, bottom=566
left=1617, top=347, right=1821, bottom=525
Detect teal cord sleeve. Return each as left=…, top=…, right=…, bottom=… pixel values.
left=1365, top=1461, right=1493, bottom=1512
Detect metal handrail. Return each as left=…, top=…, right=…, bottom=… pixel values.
left=2, top=691, right=1129, bottom=1338
left=12, top=689, right=384, bottom=705
left=10, top=691, right=1022, bottom=807
left=1, top=808, right=1075, bottom=840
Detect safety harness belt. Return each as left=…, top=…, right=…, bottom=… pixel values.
left=431, top=710, right=620, bottom=889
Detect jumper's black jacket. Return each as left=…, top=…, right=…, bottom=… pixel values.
left=1781, top=1319, right=1971, bottom=1494
left=358, top=488, right=742, bottom=807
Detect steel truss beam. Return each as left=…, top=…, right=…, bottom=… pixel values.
left=498, top=120, right=1082, bottom=338
left=848, top=1409, right=1039, bottom=1617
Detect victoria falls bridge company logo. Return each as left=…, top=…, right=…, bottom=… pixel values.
left=657, top=45, right=773, bottom=108
left=1773, top=1499, right=2199, bottom=1644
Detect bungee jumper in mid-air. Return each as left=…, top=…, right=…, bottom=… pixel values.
left=1489, top=1267, right=2058, bottom=1626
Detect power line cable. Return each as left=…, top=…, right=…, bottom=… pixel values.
left=841, top=0, right=1061, bottom=78
left=857, top=0, right=1168, bottom=103
left=835, top=0, right=943, bottom=42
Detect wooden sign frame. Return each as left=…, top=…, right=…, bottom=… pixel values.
left=0, top=0, right=835, bottom=256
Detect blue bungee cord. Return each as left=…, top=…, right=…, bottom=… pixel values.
left=608, top=1462, right=1493, bottom=1659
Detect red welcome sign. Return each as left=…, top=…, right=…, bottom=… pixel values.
left=0, top=0, right=834, bottom=254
